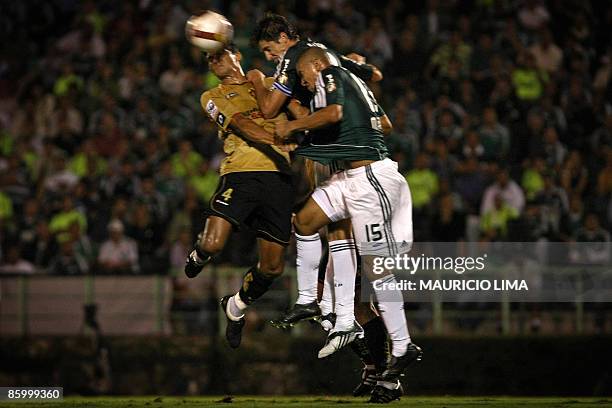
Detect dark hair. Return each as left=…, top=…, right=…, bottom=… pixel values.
left=251, top=13, right=298, bottom=45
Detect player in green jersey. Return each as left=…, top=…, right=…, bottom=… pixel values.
left=276, top=47, right=422, bottom=404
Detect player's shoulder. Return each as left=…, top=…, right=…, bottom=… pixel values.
left=286, top=39, right=311, bottom=60
left=200, top=87, right=222, bottom=105
left=322, top=65, right=347, bottom=81
left=200, top=88, right=227, bottom=119
left=284, top=39, right=328, bottom=65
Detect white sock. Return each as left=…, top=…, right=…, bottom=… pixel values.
left=319, top=254, right=335, bottom=317
left=227, top=293, right=247, bottom=321
left=295, top=232, right=322, bottom=305
left=329, top=239, right=357, bottom=331
left=372, top=274, right=411, bottom=357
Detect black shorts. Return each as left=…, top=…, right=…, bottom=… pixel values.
left=207, top=171, right=295, bottom=245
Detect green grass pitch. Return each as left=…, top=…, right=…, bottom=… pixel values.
left=1, top=396, right=610, bottom=408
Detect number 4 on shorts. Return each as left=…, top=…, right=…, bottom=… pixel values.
left=221, top=188, right=233, bottom=202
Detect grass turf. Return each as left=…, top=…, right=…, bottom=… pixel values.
left=0, top=396, right=610, bottom=408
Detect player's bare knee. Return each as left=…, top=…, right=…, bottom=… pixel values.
left=199, top=234, right=224, bottom=255
left=328, top=219, right=352, bottom=241
left=294, top=214, right=316, bottom=236
left=259, top=260, right=284, bottom=277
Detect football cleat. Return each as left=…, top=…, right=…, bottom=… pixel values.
left=368, top=380, right=403, bottom=403
left=269, top=301, right=321, bottom=329
left=318, top=321, right=364, bottom=359
left=380, top=343, right=423, bottom=381
left=220, top=295, right=245, bottom=348
left=352, top=365, right=379, bottom=397
left=184, top=249, right=205, bottom=278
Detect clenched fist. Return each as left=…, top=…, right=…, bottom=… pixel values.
left=246, top=69, right=265, bottom=84
left=275, top=119, right=293, bottom=139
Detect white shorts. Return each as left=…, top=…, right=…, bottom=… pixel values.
left=311, top=158, right=413, bottom=256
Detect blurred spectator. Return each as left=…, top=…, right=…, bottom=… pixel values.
left=0, top=245, right=35, bottom=274
left=521, top=157, right=546, bottom=200
left=564, top=194, right=585, bottom=237
left=43, top=155, right=80, bottom=194
left=528, top=29, right=563, bottom=75
left=138, top=176, right=168, bottom=222
left=533, top=173, right=569, bottom=239
left=481, top=168, right=525, bottom=215
left=460, top=130, right=485, bottom=161
left=478, top=106, right=510, bottom=160
left=31, top=221, right=57, bottom=268
left=49, top=196, right=87, bottom=236
left=126, top=202, right=166, bottom=274
left=391, top=30, right=427, bottom=87
left=571, top=213, right=610, bottom=264
left=171, top=140, right=204, bottom=178
left=406, top=152, right=439, bottom=211
left=560, top=150, right=588, bottom=197
left=159, top=52, right=189, bottom=97
left=455, top=157, right=488, bottom=214
left=531, top=126, right=567, bottom=170
left=512, top=51, right=548, bottom=103
left=429, top=30, right=472, bottom=78
left=357, top=17, right=393, bottom=70
left=169, top=228, right=192, bottom=273
left=480, top=194, right=519, bottom=241
left=97, top=219, right=139, bottom=274
left=431, top=191, right=466, bottom=242
left=0, top=191, right=13, bottom=223
left=127, top=97, right=160, bottom=139
left=48, top=237, right=90, bottom=275
left=189, top=160, right=220, bottom=204
left=517, top=0, right=550, bottom=32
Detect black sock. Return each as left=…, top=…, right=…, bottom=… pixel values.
left=363, top=316, right=388, bottom=372
left=350, top=336, right=375, bottom=367
left=194, top=246, right=212, bottom=264
left=238, top=266, right=276, bottom=304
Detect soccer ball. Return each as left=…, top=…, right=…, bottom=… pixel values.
left=185, top=11, right=234, bottom=53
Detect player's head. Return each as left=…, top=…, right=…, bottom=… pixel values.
left=252, top=13, right=298, bottom=63
left=206, top=43, right=242, bottom=79
left=296, top=47, right=331, bottom=92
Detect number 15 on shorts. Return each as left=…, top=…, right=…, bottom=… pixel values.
left=365, top=223, right=382, bottom=242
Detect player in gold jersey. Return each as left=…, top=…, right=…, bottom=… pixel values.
left=184, top=44, right=297, bottom=349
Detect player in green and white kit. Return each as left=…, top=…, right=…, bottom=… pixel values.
left=275, top=47, right=422, bottom=403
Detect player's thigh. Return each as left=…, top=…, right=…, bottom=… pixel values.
left=257, top=238, right=286, bottom=277
left=208, top=173, right=260, bottom=229
left=294, top=197, right=334, bottom=236
left=347, top=162, right=413, bottom=256
left=199, top=215, right=233, bottom=254
left=295, top=175, right=349, bottom=235
left=251, top=172, right=295, bottom=246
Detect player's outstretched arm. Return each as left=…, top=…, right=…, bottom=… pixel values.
left=230, top=114, right=275, bottom=145
left=275, top=104, right=342, bottom=138
left=342, top=53, right=383, bottom=82
left=247, top=69, right=288, bottom=119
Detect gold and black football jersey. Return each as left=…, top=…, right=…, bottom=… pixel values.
left=200, top=78, right=291, bottom=176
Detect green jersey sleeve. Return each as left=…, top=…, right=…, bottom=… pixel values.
left=321, top=69, right=345, bottom=106
left=339, top=55, right=374, bottom=82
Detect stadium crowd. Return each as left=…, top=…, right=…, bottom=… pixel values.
left=0, top=0, right=611, bottom=276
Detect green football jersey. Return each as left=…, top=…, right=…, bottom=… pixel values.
left=295, top=66, right=388, bottom=165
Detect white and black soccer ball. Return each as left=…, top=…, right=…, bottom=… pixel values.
left=185, top=11, right=234, bottom=53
